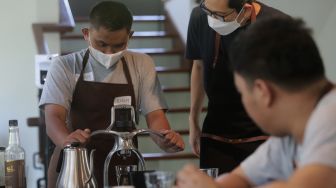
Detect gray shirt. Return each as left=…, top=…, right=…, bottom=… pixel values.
left=39, top=49, right=168, bottom=128
left=241, top=88, right=336, bottom=186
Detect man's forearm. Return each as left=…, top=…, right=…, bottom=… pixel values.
left=257, top=181, right=287, bottom=188
left=46, top=116, right=70, bottom=148
left=45, top=105, right=70, bottom=148
left=216, top=167, right=252, bottom=188
left=189, top=60, right=206, bottom=124
left=146, top=110, right=184, bottom=152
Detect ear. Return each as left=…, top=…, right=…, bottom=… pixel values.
left=82, top=28, right=89, bottom=41
left=254, top=79, right=274, bottom=108
left=242, top=3, right=256, bottom=22
left=129, top=30, right=134, bottom=39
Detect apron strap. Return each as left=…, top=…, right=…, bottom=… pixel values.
left=212, top=32, right=221, bottom=68
left=121, top=57, right=133, bottom=86
left=121, top=57, right=139, bottom=124
left=78, top=49, right=90, bottom=81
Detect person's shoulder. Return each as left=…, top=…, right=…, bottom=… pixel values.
left=55, top=49, right=86, bottom=66
left=304, top=88, right=336, bottom=139
left=313, top=88, right=336, bottom=118
left=320, top=88, right=336, bottom=106
left=124, top=50, right=155, bottom=67
left=125, top=50, right=152, bottom=60
left=190, top=6, right=206, bottom=22
left=191, top=6, right=203, bottom=17
left=53, top=49, right=87, bottom=71
left=257, top=1, right=289, bottom=18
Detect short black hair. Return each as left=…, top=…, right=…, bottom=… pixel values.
left=229, top=0, right=254, bottom=12
left=229, top=16, right=325, bottom=91
left=89, top=1, right=133, bottom=31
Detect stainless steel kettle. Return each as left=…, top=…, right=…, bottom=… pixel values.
left=56, top=142, right=97, bottom=188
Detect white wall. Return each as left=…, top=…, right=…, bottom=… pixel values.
left=164, top=0, right=197, bottom=43
left=258, top=0, right=336, bottom=82
left=0, top=0, right=59, bottom=187
left=165, top=0, right=336, bottom=82
left=315, top=3, right=336, bottom=82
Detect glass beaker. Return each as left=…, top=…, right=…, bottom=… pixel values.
left=144, top=171, right=175, bottom=188
left=199, top=168, right=219, bottom=178
left=115, top=165, right=138, bottom=186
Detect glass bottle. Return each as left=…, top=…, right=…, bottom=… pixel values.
left=0, top=147, right=5, bottom=188
left=5, top=120, right=26, bottom=188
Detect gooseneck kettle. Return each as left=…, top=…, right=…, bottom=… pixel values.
left=56, top=142, right=97, bottom=188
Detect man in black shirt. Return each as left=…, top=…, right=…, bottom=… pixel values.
left=187, top=0, right=286, bottom=173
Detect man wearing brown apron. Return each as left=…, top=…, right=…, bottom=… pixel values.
left=39, top=1, right=184, bottom=187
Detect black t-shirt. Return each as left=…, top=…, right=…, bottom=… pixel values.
left=186, top=2, right=286, bottom=138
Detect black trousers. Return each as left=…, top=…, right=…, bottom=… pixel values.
left=200, top=137, right=264, bottom=174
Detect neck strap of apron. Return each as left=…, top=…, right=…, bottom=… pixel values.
left=79, top=49, right=132, bottom=85
left=78, top=49, right=91, bottom=81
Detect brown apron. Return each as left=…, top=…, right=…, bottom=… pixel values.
left=48, top=49, right=138, bottom=187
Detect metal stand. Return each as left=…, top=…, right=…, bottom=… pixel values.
left=91, top=129, right=164, bottom=187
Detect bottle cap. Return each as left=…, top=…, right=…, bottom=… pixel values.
left=8, top=120, right=18, bottom=127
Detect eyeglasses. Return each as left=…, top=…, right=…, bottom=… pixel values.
left=200, top=1, right=235, bottom=22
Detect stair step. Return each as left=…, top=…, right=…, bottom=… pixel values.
left=162, top=87, right=189, bottom=92
left=61, top=48, right=183, bottom=56
left=130, top=48, right=183, bottom=55
left=151, top=55, right=182, bottom=69
left=138, top=111, right=207, bottom=131
left=61, top=38, right=174, bottom=52
left=137, top=129, right=189, bottom=137
left=158, top=72, right=190, bottom=88
left=163, top=92, right=195, bottom=109
left=68, top=22, right=165, bottom=34
left=156, top=67, right=189, bottom=73
left=169, top=107, right=207, bottom=113
left=62, top=31, right=176, bottom=39
left=75, top=15, right=166, bottom=23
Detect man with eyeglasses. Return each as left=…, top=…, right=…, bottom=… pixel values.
left=186, top=0, right=286, bottom=174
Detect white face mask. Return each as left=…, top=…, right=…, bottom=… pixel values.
left=207, top=8, right=245, bottom=36
left=88, top=34, right=126, bottom=69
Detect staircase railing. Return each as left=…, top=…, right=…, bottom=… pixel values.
left=32, top=0, right=75, bottom=54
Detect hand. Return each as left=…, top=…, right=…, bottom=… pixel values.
left=63, top=128, right=91, bottom=147
left=158, top=129, right=185, bottom=153
left=189, top=119, right=201, bottom=157
left=177, top=164, right=219, bottom=188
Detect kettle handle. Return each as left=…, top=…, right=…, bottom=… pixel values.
left=56, top=149, right=64, bottom=173
left=84, top=149, right=96, bottom=184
